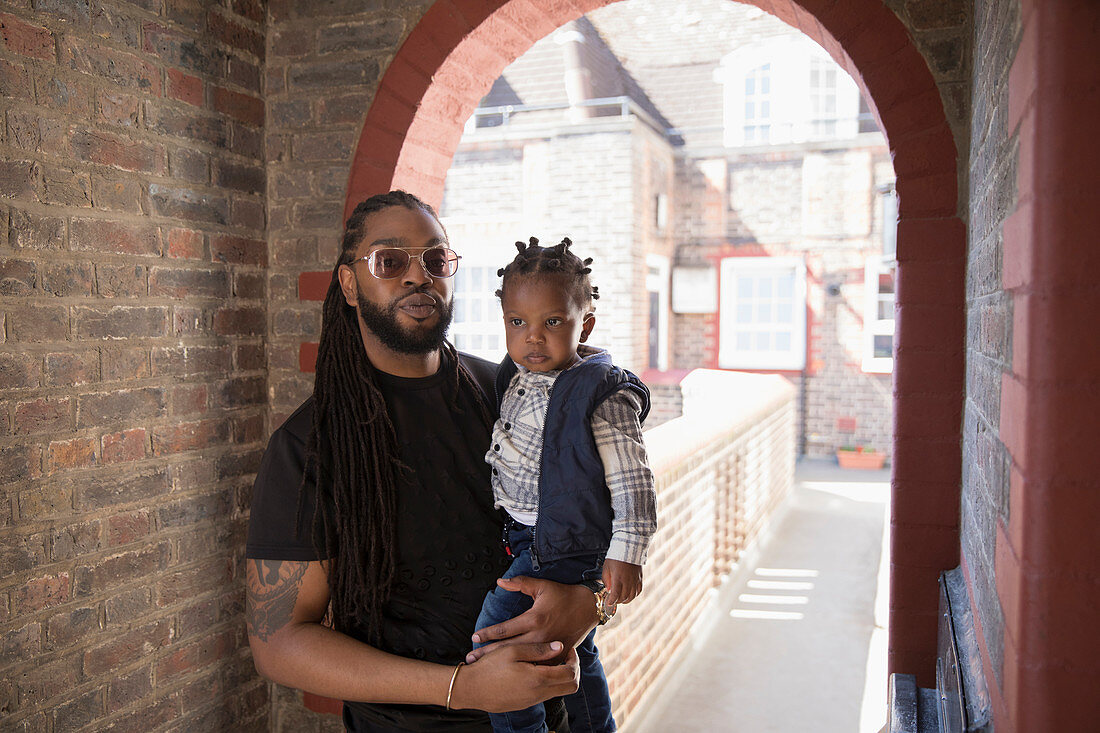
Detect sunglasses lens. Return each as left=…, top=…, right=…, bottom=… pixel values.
left=370, top=249, right=412, bottom=278
left=423, top=248, right=458, bottom=277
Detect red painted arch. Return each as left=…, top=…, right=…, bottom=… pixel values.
left=338, top=0, right=966, bottom=683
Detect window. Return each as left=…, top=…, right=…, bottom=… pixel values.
left=717, top=37, right=863, bottom=147
left=863, top=256, right=896, bottom=373
left=719, top=257, right=806, bottom=370
left=743, top=63, right=772, bottom=144
left=646, top=254, right=670, bottom=370
left=809, top=56, right=838, bottom=138
left=450, top=264, right=505, bottom=361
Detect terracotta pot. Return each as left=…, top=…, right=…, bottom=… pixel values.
left=836, top=450, right=886, bottom=470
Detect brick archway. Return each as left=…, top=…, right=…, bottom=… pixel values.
left=340, top=0, right=965, bottom=679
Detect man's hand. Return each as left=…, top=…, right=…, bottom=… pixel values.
left=602, top=558, right=642, bottom=606
left=451, top=642, right=580, bottom=713
left=466, top=577, right=597, bottom=663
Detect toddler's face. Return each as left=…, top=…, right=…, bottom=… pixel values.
left=501, top=275, right=594, bottom=372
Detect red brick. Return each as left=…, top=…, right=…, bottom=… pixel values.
left=151, top=418, right=230, bottom=456
left=14, top=398, right=72, bottom=435
left=13, top=573, right=70, bottom=614
left=106, top=510, right=154, bottom=547
left=101, top=346, right=150, bottom=381
left=107, top=666, right=152, bottom=713
left=143, top=100, right=228, bottom=148
left=75, top=468, right=169, bottom=512
left=167, top=68, right=203, bottom=107
left=64, top=36, right=162, bottom=95
left=206, top=8, right=264, bottom=58
left=157, top=556, right=232, bottom=608
left=212, top=84, right=264, bottom=127
left=75, top=544, right=169, bottom=598
left=168, top=383, right=208, bottom=416
left=0, top=351, right=42, bottom=389
left=298, top=271, right=331, bottom=301
left=102, top=428, right=146, bottom=464
left=77, top=388, right=166, bottom=429
left=299, top=341, right=318, bottom=373
left=95, top=263, right=147, bottom=298
left=48, top=437, right=97, bottom=473
left=71, top=217, right=162, bottom=257
left=70, top=129, right=166, bottom=175
left=166, top=228, right=205, bottom=260
left=0, top=12, right=55, bottom=61
left=212, top=306, right=264, bottom=336
left=41, top=261, right=95, bottom=297
left=141, top=21, right=218, bottom=75
left=82, top=619, right=171, bottom=675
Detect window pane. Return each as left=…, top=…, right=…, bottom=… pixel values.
left=760, top=100, right=770, bottom=117
left=758, top=278, right=773, bottom=298
left=755, top=332, right=771, bottom=350
left=761, top=75, right=769, bottom=94
left=737, top=304, right=753, bottom=323
left=737, top=276, right=754, bottom=296
left=745, top=101, right=754, bottom=118
left=775, top=333, right=791, bottom=351
left=874, top=334, right=892, bottom=358
left=758, top=302, right=773, bottom=321
left=745, top=76, right=755, bottom=95
left=736, top=332, right=752, bottom=350
left=777, top=303, right=793, bottom=323
left=777, top=274, right=793, bottom=298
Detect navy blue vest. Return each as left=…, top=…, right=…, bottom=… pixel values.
left=495, top=351, right=650, bottom=566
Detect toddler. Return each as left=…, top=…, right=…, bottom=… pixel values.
left=475, top=237, right=657, bottom=733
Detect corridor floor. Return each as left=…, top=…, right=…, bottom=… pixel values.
left=633, top=458, right=891, bottom=733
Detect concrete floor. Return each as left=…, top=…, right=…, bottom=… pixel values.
left=632, top=458, right=891, bottom=733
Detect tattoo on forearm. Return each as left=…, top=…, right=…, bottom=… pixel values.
left=246, top=559, right=307, bottom=642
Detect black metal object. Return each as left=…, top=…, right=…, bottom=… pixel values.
left=888, top=568, right=993, bottom=733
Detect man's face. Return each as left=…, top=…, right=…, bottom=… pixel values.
left=338, top=206, right=455, bottom=355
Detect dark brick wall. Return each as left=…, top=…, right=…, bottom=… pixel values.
left=0, top=1, right=267, bottom=730
left=264, top=0, right=428, bottom=429
left=961, top=0, right=1020, bottom=691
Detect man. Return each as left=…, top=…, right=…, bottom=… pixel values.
left=245, top=191, right=597, bottom=732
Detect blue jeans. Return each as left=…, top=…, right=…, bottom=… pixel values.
left=474, top=521, right=616, bottom=733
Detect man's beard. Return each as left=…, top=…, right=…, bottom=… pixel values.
left=356, top=287, right=454, bottom=355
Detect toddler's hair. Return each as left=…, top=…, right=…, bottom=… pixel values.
left=495, top=236, right=600, bottom=310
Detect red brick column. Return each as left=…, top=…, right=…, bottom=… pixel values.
left=993, top=1, right=1100, bottom=730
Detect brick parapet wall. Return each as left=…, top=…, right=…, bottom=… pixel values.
left=601, top=369, right=796, bottom=727
left=0, top=1, right=268, bottom=730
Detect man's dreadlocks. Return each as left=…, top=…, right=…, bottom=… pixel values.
left=495, top=236, right=600, bottom=309
left=304, top=190, right=493, bottom=638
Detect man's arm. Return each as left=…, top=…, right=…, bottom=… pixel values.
left=245, top=558, right=579, bottom=712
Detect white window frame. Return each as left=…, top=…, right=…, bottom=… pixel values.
left=718, top=256, right=807, bottom=370
left=862, top=255, right=896, bottom=374
left=646, top=254, right=670, bottom=371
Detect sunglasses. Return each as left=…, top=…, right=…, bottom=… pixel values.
left=350, top=246, right=462, bottom=280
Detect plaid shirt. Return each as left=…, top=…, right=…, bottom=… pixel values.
left=485, top=358, right=657, bottom=566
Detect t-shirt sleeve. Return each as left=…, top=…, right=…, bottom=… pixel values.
left=245, top=409, right=330, bottom=561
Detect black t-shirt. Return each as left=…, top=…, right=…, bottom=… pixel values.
left=246, top=350, right=511, bottom=732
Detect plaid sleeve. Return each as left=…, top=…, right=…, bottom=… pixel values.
left=591, top=389, right=657, bottom=565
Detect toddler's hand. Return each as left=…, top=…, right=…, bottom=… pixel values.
left=601, top=559, right=642, bottom=607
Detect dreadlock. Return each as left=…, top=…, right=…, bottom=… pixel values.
left=495, top=236, right=600, bottom=309
left=303, top=190, right=494, bottom=639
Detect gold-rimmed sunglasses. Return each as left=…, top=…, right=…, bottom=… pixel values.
left=349, top=246, right=461, bottom=280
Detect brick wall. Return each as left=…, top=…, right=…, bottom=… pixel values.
left=0, top=1, right=267, bottom=730
left=961, top=0, right=1019, bottom=695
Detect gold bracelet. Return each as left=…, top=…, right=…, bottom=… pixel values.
left=445, top=661, right=465, bottom=710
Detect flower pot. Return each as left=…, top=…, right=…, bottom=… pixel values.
left=836, top=450, right=886, bottom=470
